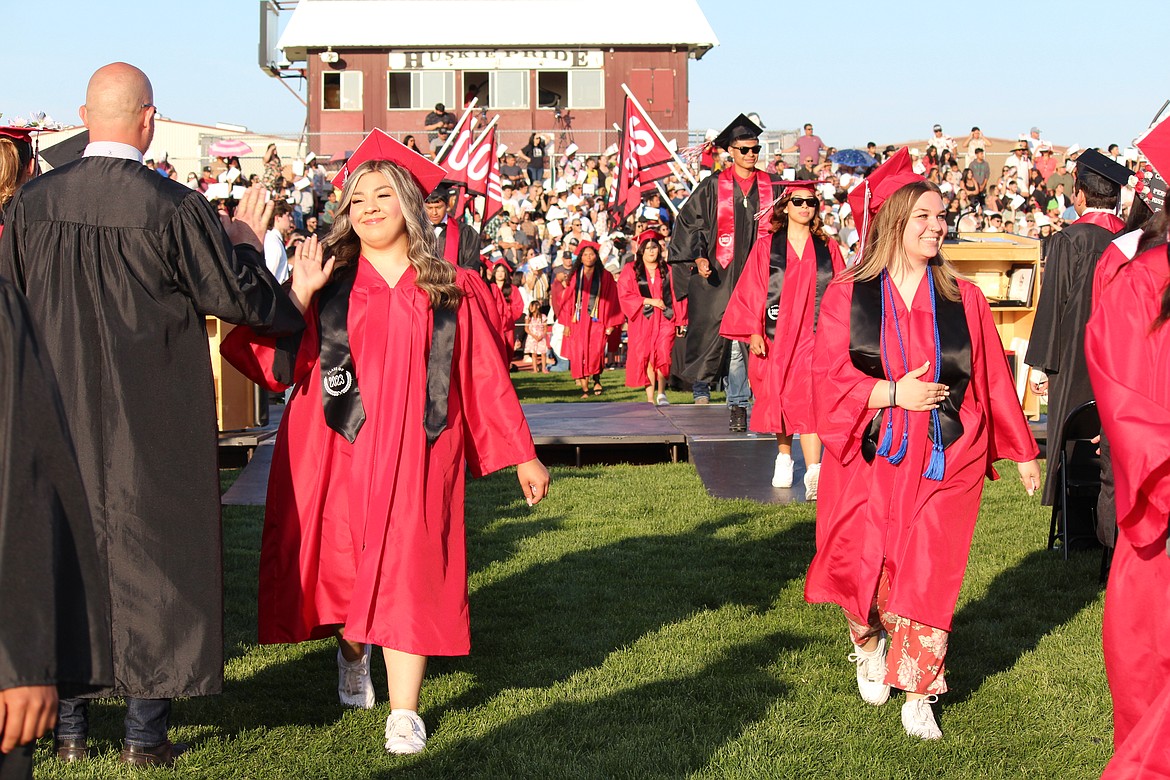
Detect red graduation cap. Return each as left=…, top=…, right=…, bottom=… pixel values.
left=1136, top=112, right=1170, bottom=190
left=0, top=127, right=38, bottom=145
left=635, top=229, right=664, bottom=247
left=847, top=147, right=925, bottom=260
left=574, top=240, right=601, bottom=257
left=331, top=128, right=446, bottom=195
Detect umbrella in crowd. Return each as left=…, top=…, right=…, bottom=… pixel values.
left=829, top=149, right=877, bottom=168
left=208, top=138, right=252, bottom=157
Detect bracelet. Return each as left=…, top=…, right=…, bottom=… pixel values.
left=889, top=380, right=897, bottom=408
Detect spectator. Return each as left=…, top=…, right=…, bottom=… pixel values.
left=784, top=123, right=826, bottom=167
left=927, top=123, right=955, bottom=155
left=499, top=152, right=524, bottom=188
left=265, top=201, right=295, bottom=283
left=960, top=126, right=990, bottom=168
left=1025, top=126, right=1046, bottom=155
left=262, top=143, right=281, bottom=190
left=423, top=102, right=456, bottom=144
left=520, top=133, right=548, bottom=186
left=321, top=190, right=338, bottom=228
left=969, top=147, right=991, bottom=200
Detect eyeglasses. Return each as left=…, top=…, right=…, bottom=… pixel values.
left=731, top=145, right=761, bottom=155
left=789, top=197, right=819, bottom=208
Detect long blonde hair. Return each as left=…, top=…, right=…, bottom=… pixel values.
left=0, top=138, right=33, bottom=209
left=321, top=159, right=461, bottom=310
left=842, top=180, right=961, bottom=302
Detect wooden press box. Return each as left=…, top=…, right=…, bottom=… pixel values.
left=206, top=317, right=260, bottom=431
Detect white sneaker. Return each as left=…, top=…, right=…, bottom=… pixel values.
left=847, top=635, right=891, bottom=706
left=385, top=710, right=428, bottom=755
left=771, top=453, right=794, bottom=488
left=902, top=695, right=942, bottom=740
left=337, top=645, right=375, bottom=709
left=803, top=462, right=821, bottom=501
left=656, top=393, right=670, bottom=406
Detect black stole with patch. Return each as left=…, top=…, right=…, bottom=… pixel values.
left=848, top=275, right=972, bottom=463
left=764, top=232, right=835, bottom=340
left=297, top=264, right=458, bottom=444
left=635, top=262, right=673, bottom=320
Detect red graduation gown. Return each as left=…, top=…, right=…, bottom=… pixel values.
left=1086, top=245, right=1170, bottom=778
left=617, top=263, right=676, bottom=387
left=720, top=234, right=845, bottom=434
left=555, top=267, right=622, bottom=380
left=805, top=276, right=1037, bottom=630
left=221, top=262, right=536, bottom=656
left=492, top=282, right=524, bottom=360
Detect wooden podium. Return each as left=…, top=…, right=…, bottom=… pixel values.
left=205, top=317, right=259, bottom=431
left=941, top=233, right=1043, bottom=418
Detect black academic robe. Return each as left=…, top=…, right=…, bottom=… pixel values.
left=0, top=277, right=111, bottom=698
left=437, top=219, right=484, bottom=274
left=1025, top=219, right=1121, bottom=505
left=0, top=156, right=304, bottom=698
left=667, top=171, right=761, bottom=385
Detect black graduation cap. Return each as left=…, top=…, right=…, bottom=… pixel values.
left=1075, top=149, right=1133, bottom=189
left=38, top=130, right=89, bottom=170
left=713, top=114, right=764, bottom=150
left=424, top=184, right=451, bottom=203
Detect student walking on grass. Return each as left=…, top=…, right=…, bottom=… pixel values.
left=555, top=240, right=622, bottom=398
left=804, top=150, right=1040, bottom=740
left=720, top=180, right=844, bottom=496
left=617, top=230, right=679, bottom=405
left=221, top=132, right=550, bottom=756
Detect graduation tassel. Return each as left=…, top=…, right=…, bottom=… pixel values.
left=876, top=410, right=894, bottom=457
left=888, top=424, right=909, bottom=465
left=922, top=270, right=945, bottom=481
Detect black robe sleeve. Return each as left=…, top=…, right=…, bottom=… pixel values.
left=666, top=175, right=718, bottom=301
left=458, top=222, right=484, bottom=273
left=0, top=278, right=111, bottom=695
left=1025, top=230, right=1073, bottom=375
left=163, top=193, right=305, bottom=337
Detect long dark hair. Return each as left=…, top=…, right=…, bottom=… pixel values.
left=493, top=263, right=513, bottom=302
left=634, top=237, right=664, bottom=277
left=769, top=188, right=828, bottom=242
left=1136, top=208, right=1170, bottom=330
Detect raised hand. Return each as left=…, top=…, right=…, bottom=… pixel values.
left=289, top=234, right=336, bottom=314
left=223, top=185, right=275, bottom=252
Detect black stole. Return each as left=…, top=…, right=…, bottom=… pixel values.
left=314, top=265, right=457, bottom=445
left=573, top=267, right=602, bottom=322
left=764, top=233, right=834, bottom=340
left=848, top=275, right=971, bottom=463
left=635, top=262, right=674, bottom=320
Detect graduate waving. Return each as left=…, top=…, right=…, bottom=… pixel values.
left=221, top=132, right=549, bottom=756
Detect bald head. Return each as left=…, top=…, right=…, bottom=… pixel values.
left=80, top=62, right=155, bottom=152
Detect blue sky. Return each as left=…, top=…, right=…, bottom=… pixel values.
left=6, top=0, right=1165, bottom=149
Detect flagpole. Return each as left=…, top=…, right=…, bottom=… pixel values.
left=619, top=83, right=699, bottom=187
left=434, top=98, right=478, bottom=162
left=469, top=113, right=500, bottom=152
left=656, top=181, right=680, bottom=217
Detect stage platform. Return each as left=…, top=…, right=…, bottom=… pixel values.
left=222, top=403, right=1050, bottom=508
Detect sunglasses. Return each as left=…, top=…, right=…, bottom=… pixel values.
left=788, top=197, right=819, bottom=208
left=731, top=145, right=761, bottom=155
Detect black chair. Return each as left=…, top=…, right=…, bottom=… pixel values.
left=1047, top=400, right=1102, bottom=560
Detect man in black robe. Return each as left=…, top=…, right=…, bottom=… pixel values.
left=1025, top=149, right=1130, bottom=534
left=0, top=62, right=304, bottom=767
left=668, top=114, right=772, bottom=431
left=0, top=278, right=111, bottom=780
left=425, top=185, right=483, bottom=273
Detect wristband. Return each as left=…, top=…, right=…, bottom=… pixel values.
left=890, top=380, right=897, bottom=408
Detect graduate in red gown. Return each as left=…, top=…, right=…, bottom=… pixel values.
left=490, top=261, right=524, bottom=366
left=1086, top=212, right=1170, bottom=779
left=804, top=150, right=1040, bottom=740
left=220, top=132, right=550, bottom=757
left=555, top=240, right=622, bottom=397
left=617, top=230, right=678, bottom=404
left=720, top=181, right=845, bottom=496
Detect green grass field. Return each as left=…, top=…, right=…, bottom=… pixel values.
left=35, top=376, right=1112, bottom=779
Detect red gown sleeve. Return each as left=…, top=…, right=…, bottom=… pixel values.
left=719, top=232, right=769, bottom=342
left=455, top=271, right=538, bottom=477
left=616, top=265, right=645, bottom=320
left=602, top=271, right=624, bottom=329
left=964, top=283, right=1040, bottom=475
left=828, top=239, right=846, bottom=273
left=1091, top=241, right=1128, bottom=313
left=509, top=293, right=524, bottom=324
left=221, top=304, right=320, bottom=392
left=811, top=280, right=882, bottom=465
left=1087, top=248, right=1170, bottom=546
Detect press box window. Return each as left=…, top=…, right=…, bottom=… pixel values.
left=537, top=70, right=603, bottom=109
left=322, top=71, right=362, bottom=111
left=461, top=70, right=528, bottom=109
left=387, top=71, right=455, bottom=110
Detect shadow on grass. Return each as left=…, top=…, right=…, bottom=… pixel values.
left=423, top=508, right=814, bottom=719
left=946, top=547, right=1102, bottom=705
left=381, top=632, right=796, bottom=779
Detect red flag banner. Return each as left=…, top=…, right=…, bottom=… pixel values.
left=478, top=127, right=504, bottom=223
left=439, top=117, right=480, bottom=186
left=614, top=95, right=676, bottom=219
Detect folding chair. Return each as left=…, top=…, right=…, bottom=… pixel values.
left=1046, top=400, right=1102, bottom=560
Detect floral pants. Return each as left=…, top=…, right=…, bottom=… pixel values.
left=844, top=565, right=949, bottom=695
